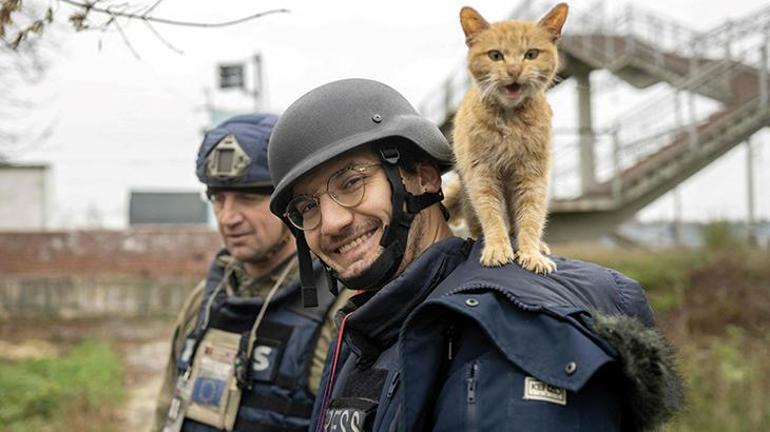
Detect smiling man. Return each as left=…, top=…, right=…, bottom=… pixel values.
left=153, top=114, right=348, bottom=432
left=267, top=79, right=683, bottom=432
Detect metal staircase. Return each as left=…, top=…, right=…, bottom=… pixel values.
left=423, top=1, right=770, bottom=242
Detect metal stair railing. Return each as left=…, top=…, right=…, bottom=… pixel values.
left=550, top=38, right=769, bottom=203
left=419, top=0, right=770, bottom=208
left=685, top=5, right=770, bottom=61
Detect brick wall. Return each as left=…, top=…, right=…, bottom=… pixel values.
left=0, top=229, right=223, bottom=317
left=0, top=228, right=222, bottom=278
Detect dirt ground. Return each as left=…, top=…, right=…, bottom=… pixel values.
left=0, top=317, right=174, bottom=432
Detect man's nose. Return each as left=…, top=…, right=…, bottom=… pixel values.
left=318, top=194, right=353, bottom=235
left=219, top=197, right=244, bottom=226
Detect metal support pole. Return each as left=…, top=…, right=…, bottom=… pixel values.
left=689, top=40, right=699, bottom=77
left=253, top=53, right=264, bottom=111
left=674, top=90, right=684, bottom=132
left=724, top=20, right=732, bottom=59
left=611, top=127, right=622, bottom=201
left=626, top=5, right=635, bottom=54
left=761, top=38, right=769, bottom=107
left=443, top=77, right=453, bottom=124
left=688, top=90, right=698, bottom=149
left=652, top=16, right=663, bottom=67
left=746, top=138, right=756, bottom=245
left=576, top=69, right=597, bottom=194
left=607, top=26, right=615, bottom=65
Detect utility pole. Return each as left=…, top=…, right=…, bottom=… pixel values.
left=253, top=53, right=264, bottom=111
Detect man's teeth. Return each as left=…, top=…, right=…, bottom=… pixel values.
left=337, top=232, right=373, bottom=254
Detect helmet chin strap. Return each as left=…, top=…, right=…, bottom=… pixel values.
left=295, top=146, right=444, bottom=306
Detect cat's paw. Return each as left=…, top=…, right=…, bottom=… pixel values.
left=480, top=239, right=515, bottom=267
left=516, top=250, right=557, bottom=274
left=539, top=240, right=551, bottom=256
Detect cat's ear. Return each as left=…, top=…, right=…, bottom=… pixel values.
left=537, top=3, right=569, bottom=42
left=460, top=7, right=490, bottom=46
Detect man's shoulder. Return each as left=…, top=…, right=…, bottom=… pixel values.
left=429, top=238, right=654, bottom=325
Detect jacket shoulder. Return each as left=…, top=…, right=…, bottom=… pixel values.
left=433, top=239, right=655, bottom=326
left=405, top=240, right=682, bottom=430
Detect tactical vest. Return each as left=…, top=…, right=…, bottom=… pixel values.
left=178, top=258, right=335, bottom=432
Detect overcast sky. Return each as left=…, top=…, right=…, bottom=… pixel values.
left=11, top=0, right=770, bottom=228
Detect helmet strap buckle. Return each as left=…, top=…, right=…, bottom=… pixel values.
left=379, top=147, right=401, bottom=165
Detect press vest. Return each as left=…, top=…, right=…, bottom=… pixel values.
left=179, top=258, right=335, bottom=432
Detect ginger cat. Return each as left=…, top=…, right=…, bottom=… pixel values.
left=447, top=3, right=568, bottom=273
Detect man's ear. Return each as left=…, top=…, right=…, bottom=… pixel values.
left=415, top=162, right=442, bottom=193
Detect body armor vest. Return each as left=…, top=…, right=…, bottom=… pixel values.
left=179, top=258, right=335, bottom=432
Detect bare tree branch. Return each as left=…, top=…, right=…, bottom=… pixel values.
left=142, top=18, right=182, bottom=54
left=142, top=0, right=163, bottom=16
left=110, top=12, right=140, bottom=59
left=59, top=0, right=289, bottom=28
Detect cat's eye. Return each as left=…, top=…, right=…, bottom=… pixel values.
left=524, top=49, right=540, bottom=60
left=487, top=50, right=504, bottom=61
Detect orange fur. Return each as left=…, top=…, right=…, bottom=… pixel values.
left=449, top=4, right=567, bottom=273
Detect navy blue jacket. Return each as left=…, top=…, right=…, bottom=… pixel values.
left=310, top=237, right=681, bottom=431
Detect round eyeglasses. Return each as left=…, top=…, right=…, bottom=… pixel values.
left=284, top=163, right=381, bottom=231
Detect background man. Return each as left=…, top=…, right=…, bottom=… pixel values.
left=153, top=114, right=348, bottom=432
left=267, top=79, right=683, bottom=431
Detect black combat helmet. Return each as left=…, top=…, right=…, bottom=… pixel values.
left=268, top=78, right=453, bottom=306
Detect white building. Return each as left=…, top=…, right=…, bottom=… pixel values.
left=0, top=163, right=49, bottom=230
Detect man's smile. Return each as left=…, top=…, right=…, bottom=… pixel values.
left=335, top=229, right=377, bottom=254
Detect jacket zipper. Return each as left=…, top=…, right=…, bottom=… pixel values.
left=467, top=361, right=478, bottom=432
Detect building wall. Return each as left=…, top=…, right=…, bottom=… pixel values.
left=0, top=229, right=221, bottom=277
left=0, top=229, right=222, bottom=318
left=0, top=165, right=48, bottom=230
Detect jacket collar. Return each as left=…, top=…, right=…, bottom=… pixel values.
left=341, top=236, right=470, bottom=364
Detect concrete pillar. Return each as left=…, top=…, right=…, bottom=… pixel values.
left=576, top=68, right=597, bottom=193
left=611, top=127, right=622, bottom=200
left=673, top=187, right=683, bottom=247
left=746, top=138, right=756, bottom=245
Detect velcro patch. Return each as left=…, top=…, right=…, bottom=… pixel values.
left=324, top=397, right=378, bottom=432
left=523, top=377, right=567, bottom=406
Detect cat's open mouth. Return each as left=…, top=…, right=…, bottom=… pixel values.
left=502, top=83, right=522, bottom=98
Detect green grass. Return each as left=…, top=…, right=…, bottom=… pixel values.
left=0, top=341, right=125, bottom=432
left=669, top=328, right=770, bottom=431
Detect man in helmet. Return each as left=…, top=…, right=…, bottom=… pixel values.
left=268, top=79, right=683, bottom=431
left=153, top=114, right=350, bottom=432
